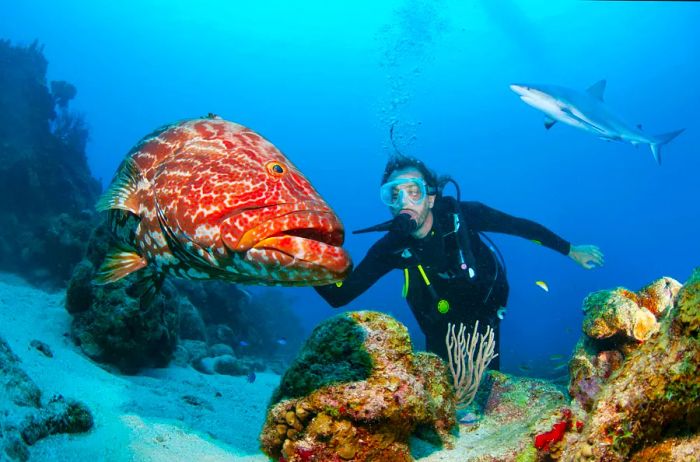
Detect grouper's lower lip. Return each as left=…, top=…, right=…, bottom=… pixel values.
left=253, top=235, right=351, bottom=276
left=234, top=209, right=344, bottom=251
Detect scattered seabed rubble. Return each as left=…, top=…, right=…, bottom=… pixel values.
left=0, top=338, right=93, bottom=461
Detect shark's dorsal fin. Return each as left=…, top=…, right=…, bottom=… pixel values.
left=586, top=79, right=606, bottom=102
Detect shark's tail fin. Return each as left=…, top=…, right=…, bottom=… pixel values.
left=650, top=129, right=685, bottom=165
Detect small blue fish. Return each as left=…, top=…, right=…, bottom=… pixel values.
left=496, top=307, right=507, bottom=320
left=276, top=337, right=287, bottom=346
left=246, top=371, right=256, bottom=383
left=239, top=340, right=250, bottom=347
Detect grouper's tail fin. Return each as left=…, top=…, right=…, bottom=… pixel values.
left=650, top=129, right=685, bottom=165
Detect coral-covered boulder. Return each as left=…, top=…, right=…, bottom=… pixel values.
left=260, top=311, right=456, bottom=461
left=570, top=277, right=682, bottom=411
left=559, top=272, right=700, bottom=461
left=581, top=277, right=680, bottom=342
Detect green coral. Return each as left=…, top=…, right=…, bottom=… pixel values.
left=515, top=445, right=537, bottom=462
left=677, top=268, right=700, bottom=339
left=270, top=315, right=372, bottom=404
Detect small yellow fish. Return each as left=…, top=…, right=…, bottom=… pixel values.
left=535, top=280, right=549, bottom=292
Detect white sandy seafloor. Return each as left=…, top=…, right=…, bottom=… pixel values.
left=0, top=272, right=479, bottom=462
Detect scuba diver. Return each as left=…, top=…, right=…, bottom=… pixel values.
left=314, top=154, right=604, bottom=369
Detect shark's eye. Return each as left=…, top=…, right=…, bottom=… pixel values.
left=266, top=161, right=286, bottom=177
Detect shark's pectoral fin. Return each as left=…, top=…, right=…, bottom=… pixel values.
left=544, top=117, right=557, bottom=130
left=586, top=79, right=607, bottom=102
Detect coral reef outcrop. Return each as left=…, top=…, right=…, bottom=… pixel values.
left=260, top=311, right=456, bottom=462
left=0, top=40, right=100, bottom=288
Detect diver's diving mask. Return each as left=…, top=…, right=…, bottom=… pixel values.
left=380, top=178, right=429, bottom=208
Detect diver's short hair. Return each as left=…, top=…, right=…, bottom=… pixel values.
left=381, top=154, right=439, bottom=195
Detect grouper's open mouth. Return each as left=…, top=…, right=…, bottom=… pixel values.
left=236, top=210, right=352, bottom=283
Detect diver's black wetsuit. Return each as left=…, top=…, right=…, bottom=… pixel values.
left=315, top=198, right=571, bottom=369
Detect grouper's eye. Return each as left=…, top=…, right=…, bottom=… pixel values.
left=266, top=161, right=287, bottom=177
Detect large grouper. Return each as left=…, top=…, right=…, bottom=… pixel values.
left=94, top=114, right=351, bottom=297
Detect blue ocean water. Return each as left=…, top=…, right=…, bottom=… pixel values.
left=3, top=0, right=698, bottom=375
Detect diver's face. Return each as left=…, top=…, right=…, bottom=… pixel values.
left=385, top=168, right=435, bottom=228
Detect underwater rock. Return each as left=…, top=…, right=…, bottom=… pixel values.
left=212, top=355, right=247, bottom=376
left=209, top=343, right=235, bottom=357
left=559, top=271, right=700, bottom=461
left=0, top=337, right=92, bottom=461
left=28, top=340, right=53, bottom=358
left=19, top=395, right=93, bottom=445
left=260, top=311, right=456, bottom=462
left=172, top=339, right=209, bottom=367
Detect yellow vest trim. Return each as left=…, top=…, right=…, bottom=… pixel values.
left=417, top=264, right=431, bottom=286
left=402, top=268, right=409, bottom=298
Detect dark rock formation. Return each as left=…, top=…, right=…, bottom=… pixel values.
left=65, top=221, right=179, bottom=373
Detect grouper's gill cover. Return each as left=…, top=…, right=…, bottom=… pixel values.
left=95, top=115, right=352, bottom=287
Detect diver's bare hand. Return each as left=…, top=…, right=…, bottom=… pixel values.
left=569, top=244, right=604, bottom=269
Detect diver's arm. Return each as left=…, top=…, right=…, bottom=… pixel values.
left=314, top=237, right=396, bottom=307
left=463, top=201, right=571, bottom=255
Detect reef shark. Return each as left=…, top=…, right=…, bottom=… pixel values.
left=510, top=80, right=684, bottom=164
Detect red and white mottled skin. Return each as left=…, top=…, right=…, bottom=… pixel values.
left=108, top=117, right=351, bottom=286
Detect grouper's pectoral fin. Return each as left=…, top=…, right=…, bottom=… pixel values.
left=94, top=242, right=148, bottom=284
left=96, top=157, right=141, bottom=215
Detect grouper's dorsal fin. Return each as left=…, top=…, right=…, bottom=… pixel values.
left=96, top=157, right=141, bottom=215
left=586, top=79, right=606, bottom=102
